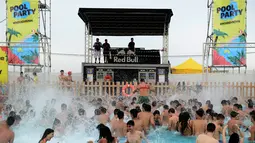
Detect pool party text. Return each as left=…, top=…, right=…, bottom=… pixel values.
left=217, top=4, right=243, bottom=19
left=10, top=3, right=36, bottom=18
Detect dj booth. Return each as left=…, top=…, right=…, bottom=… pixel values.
left=82, top=48, right=170, bottom=83
left=108, top=48, right=160, bottom=64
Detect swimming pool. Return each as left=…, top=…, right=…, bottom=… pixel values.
left=13, top=119, right=251, bottom=143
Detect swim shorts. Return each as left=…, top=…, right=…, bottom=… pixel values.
left=137, top=96, right=150, bottom=104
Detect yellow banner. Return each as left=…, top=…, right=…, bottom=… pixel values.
left=212, top=0, right=246, bottom=66
left=7, top=0, right=39, bottom=64
left=0, top=47, right=8, bottom=84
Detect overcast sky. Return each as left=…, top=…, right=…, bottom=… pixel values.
left=0, top=0, right=255, bottom=73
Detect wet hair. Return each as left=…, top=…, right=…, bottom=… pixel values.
left=196, top=108, right=204, bottom=118
left=250, top=110, right=255, bottom=116
left=140, top=78, right=145, bottom=82
left=20, top=71, right=23, bottom=75
left=248, top=102, right=254, bottom=108
left=197, top=102, right=202, bottom=108
left=111, top=101, right=116, bottom=106
left=61, top=103, right=67, bottom=110
left=78, top=109, right=85, bottom=115
left=206, top=109, right=213, bottom=115
left=97, top=124, right=114, bottom=143
left=192, top=106, right=197, bottom=111
left=168, top=108, right=175, bottom=114
left=207, top=123, right=216, bottom=132
left=208, top=104, right=213, bottom=110
left=163, top=105, right=169, bottom=110
left=100, top=107, right=107, bottom=114
left=130, top=109, right=138, bottom=118
left=113, top=109, right=120, bottom=115
left=251, top=115, right=255, bottom=121
left=143, top=104, right=151, bottom=112
left=136, top=106, right=141, bottom=113
left=60, top=70, right=64, bottom=72
left=153, top=110, right=160, bottom=116
left=39, top=128, right=54, bottom=143
left=206, top=100, right=211, bottom=105
left=230, top=111, right=239, bottom=118
left=95, top=109, right=101, bottom=115
left=132, top=97, right=137, bottom=101
left=9, top=111, right=16, bottom=117
left=131, top=101, right=135, bottom=105
left=127, top=120, right=135, bottom=126
left=238, top=104, right=242, bottom=110
left=226, top=100, right=231, bottom=105
left=15, top=115, right=22, bottom=122
left=179, top=112, right=190, bottom=135
left=124, top=106, right=129, bottom=111
left=229, top=133, right=240, bottom=143
left=117, top=110, right=124, bottom=119
left=152, top=101, right=157, bottom=107
left=6, top=116, right=15, bottom=126
left=233, top=104, right=239, bottom=109
left=53, top=118, right=61, bottom=129
left=221, top=100, right=227, bottom=105
left=217, top=114, right=225, bottom=120
left=232, top=97, right=238, bottom=101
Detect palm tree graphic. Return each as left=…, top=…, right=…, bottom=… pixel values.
left=6, top=28, right=22, bottom=48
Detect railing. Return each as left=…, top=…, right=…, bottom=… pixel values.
left=2, top=81, right=255, bottom=100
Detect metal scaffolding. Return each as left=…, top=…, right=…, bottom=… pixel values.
left=162, top=23, right=169, bottom=64
left=39, top=0, right=51, bottom=73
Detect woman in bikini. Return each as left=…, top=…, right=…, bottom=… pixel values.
left=177, top=112, right=193, bottom=136
left=38, top=128, right=54, bottom=143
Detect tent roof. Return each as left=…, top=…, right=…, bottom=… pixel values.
left=78, top=8, right=173, bottom=36
left=172, top=58, right=202, bottom=70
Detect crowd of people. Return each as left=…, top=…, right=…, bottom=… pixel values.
left=1, top=78, right=255, bottom=143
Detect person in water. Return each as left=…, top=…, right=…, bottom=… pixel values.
left=97, top=124, right=118, bottom=143
left=39, top=128, right=54, bottom=143
left=0, top=116, right=15, bottom=143
left=126, top=120, right=149, bottom=143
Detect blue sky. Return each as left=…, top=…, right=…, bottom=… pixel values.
left=0, top=0, right=255, bottom=73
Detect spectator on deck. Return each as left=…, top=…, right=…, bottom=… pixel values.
left=93, top=38, right=102, bottom=64
left=102, top=39, right=111, bottom=63
left=128, top=38, right=135, bottom=52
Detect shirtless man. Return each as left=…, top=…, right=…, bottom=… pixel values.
left=249, top=114, right=255, bottom=141
left=130, top=109, right=144, bottom=133
left=192, top=108, right=207, bottom=136
left=111, top=110, right=127, bottom=138
left=111, top=109, right=120, bottom=125
left=17, top=72, right=25, bottom=84
left=161, top=105, right=169, bottom=126
left=196, top=123, right=219, bottom=143
left=138, top=104, right=155, bottom=132
left=126, top=120, right=149, bottom=143
left=133, top=79, right=155, bottom=104
left=0, top=116, right=15, bottom=143
left=98, top=107, right=110, bottom=125
left=168, top=108, right=179, bottom=131
left=212, top=114, right=225, bottom=141
left=56, top=104, right=68, bottom=126
left=227, top=111, right=247, bottom=136
left=245, top=102, right=254, bottom=114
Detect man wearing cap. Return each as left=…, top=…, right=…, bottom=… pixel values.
left=93, top=38, right=102, bottom=63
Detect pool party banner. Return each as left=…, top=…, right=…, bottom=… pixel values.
left=212, top=0, right=246, bottom=66
left=6, top=0, right=39, bottom=65
left=0, top=47, right=8, bottom=84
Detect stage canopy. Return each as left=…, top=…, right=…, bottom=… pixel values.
left=171, top=58, right=205, bottom=74
left=78, top=8, right=173, bottom=36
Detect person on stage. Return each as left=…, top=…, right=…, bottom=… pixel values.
left=128, top=38, right=135, bottom=52
left=93, top=38, right=103, bottom=64
left=102, top=39, right=111, bottom=63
